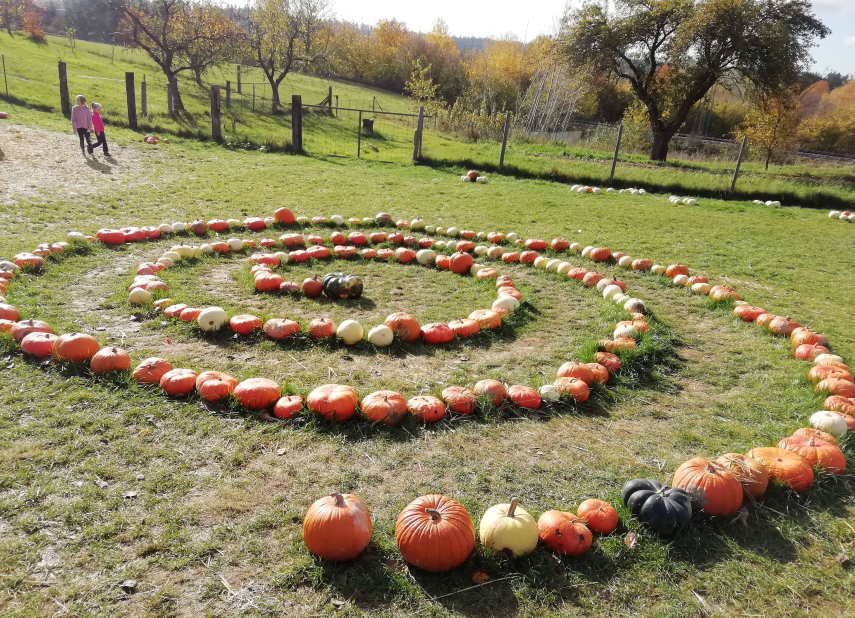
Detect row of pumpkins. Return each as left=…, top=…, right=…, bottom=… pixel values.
left=828, top=210, right=853, bottom=222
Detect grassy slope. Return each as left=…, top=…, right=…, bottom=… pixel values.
left=1, top=114, right=855, bottom=617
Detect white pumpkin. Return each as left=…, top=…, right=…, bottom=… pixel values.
left=158, top=223, right=173, bottom=234
left=539, top=384, right=560, bottom=402
left=227, top=238, right=244, bottom=252
left=416, top=249, right=437, bottom=265
left=614, top=294, right=630, bottom=304
left=336, top=320, right=363, bottom=345
left=156, top=257, right=174, bottom=268
left=200, top=244, right=214, bottom=255
left=506, top=233, right=519, bottom=242
left=171, top=222, right=187, bottom=233
left=624, top=298, right=647, bottom=314
left=810, top=411, right=848, bottom=439
left=295, top=216, right=309, bottom=224
left=545, top=259, right=561, bottom=271
left=446, top=240, right=458, bottom=250
left=592, top=187, right=601, bottom=193
left=556, top=262, right=572, bottom=275
left=425, top=225, right=436, bottom=233
left=434, top=240, right=446, bottom=248
left=651, top=264, right=666, bottom=275
left=128, top=288, right=152, bottom=305
left=436, top=227, right=447, bottom=235
left=274, top=251, right=289, bottom=264
left=614, top=324, right=639, bottom=339
left=534, top=257, right=550, bottom=269
left=606, top=187, right=614, bottom=192
left=571, top=185, right=580, bottom=191
left=476, top=176, right=488, bottom=184
left=493, top=296, right=520, bottom=313
left=476, top=232, right=487, bottom=239
left=171, top=245, right=194, bottom=258
left=691, top=282, right=712, bottom=295
left=411, top=219, right=426, bottom=230
left=474, top=245, right=489, bottom=256
left=487, top=246, right=505, bottom=259
left=673, top=274, right=689, bottom=286
left=197, top=306, right=228, bottom=331
left=569, top=243, right=582, bottom=253
left=602, top=284, right=623, bottom=300
left=462, top=175, right=471, bottom=182
left=638, top=189, right=647, bottom=195
left=814, top=354, right=846, bottom=366
left=367, top=324, right=394, bottom=347
left=581, top=246, right=594, bottom=258
left=479, top=499, right=538, bottom=557
left=67, top=231, right=87, bottom=242
left=470, top=263, right=485, bottom=276
left=447, top=227, right=460, bottom=236
left=161, top=251, right=182, bottom=262
left=362, top=217, right=373, bottom=224
left=618, top=256, right=633, bottom=268
left=828, top=210, right=841, bottom=219
left=330, top=215, right=345, bottom=225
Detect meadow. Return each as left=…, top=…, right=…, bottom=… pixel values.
left=1, top=104, right=855, bottom=617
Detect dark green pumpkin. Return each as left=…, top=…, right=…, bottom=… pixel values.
left=621, top=479, right=693, bottom=536
left=322, top=273, right=364, bottom=299
left=375, top=212, right=392, bottom=224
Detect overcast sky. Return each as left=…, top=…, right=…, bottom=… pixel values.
left=329, top=0, right=854, bottom=76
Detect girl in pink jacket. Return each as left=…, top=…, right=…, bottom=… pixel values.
left=89, top=103, right=110, bottom=156
left=71, top=94, right=94, bottom=156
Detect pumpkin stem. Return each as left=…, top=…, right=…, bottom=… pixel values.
left=330, top=492, right=345, bottom=506
left=507, top=498, right=519, bottom=518
left=425, top=508, right=441, bottom=521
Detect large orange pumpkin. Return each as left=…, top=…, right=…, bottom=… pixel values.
left=384, top=313, right=421, bottom=342
left=586, top=362, right=610, bottom=384
left=132, top=357, right=173, bottom=384
left=595, top=352, right=621, bottom=371
left=51, top=333, right=100, bottom=362
left=714, top=453, right=769, bottom=498
left=449, top=252, right=474, bottom=274
left=823, top=396, right=855, bottom=417
left=473, top=379, right=506, bottom=405
left=733, top=305, right=766, bottom=322
left=791, top=328, right=829, bottom=349
left=395, top=494, right=475, bottom=572
left=407, top=395, right=446, bottom=422
left=263, top=318, right=301, bottom=339
left=576, top=499, right=618, bottom=534
left=10, top=318, right=53, bottom=342
left=589, top=247, right=611, bottom=262
left=507, top=385, right=541, bottom=409
left=468, top=309, right=502, bottom=330
left=448, top=319, right=480, bottom=338
left=308, top=318, right=336, bottom=339
left=307, top=384, right=359, bottom=421
left=777, top=435, right=846, bottom=473
left=421, top=322, right=454, bottom=344
left=553, top=377, right=590, bottom=402
left=159, top=368, right=198, bottom=396
left=21, top=332, right=59, bottom=358
left=808, top=365, right=853, bottom=384
left=791, top=426, right=840, bottom=446
left=230, top=314, right=263, bottom=336
left=302, top=492, right=372, bottom=561
left=234, top=378, right=281, bottom=409
left=90, top=347, right=131, bottom=374
left=816, top=378, right=855, bottom=398
left=557, top=361, right=594, bottom=385
left=665, top=264, right=689, bottom=278
left=537, top=510, right=592, bottom=556
left=195, top=371, right=239, bottom=402
left=441, top=386, right=477, bottom=414
left=361, top=390, right=407, bottom=424
left=767, top=315, right=800, bottom=337
left=672, top=458, right=743, bottom=516
left=747, top=447, right=814, bottom=492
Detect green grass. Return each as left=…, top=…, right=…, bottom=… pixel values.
left=2, top=61, right=855, bottom=618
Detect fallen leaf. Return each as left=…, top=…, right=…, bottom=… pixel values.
left=341, top=355, right=353, bottom=361
left=135, top=474, right=145, bottom=481
left=164, top=338, right=174, bottom=345
left=122, top=491, right=138, bottom=499
left=470, top=570, right=490, bottom=584
left=624, top=530, right=639, bottom=550
left=276, top=448, right=287, bottom=456
left=94, top=479, right=109, bottom=489
left=835, top=553, right=850, bottom=567
left=330, top=598, right=346, bottom=608
left=119, top=579, right=137, bottom=592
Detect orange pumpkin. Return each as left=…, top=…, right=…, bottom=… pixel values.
left=361, top=390, right=407, bottom=424
left=576, top=499, right=618, bottom=534
left=468, top=309, right=502, bottom=330
left=308, top=318, right=336, bottom=339
left=582, top=271, right=603, bottom=287
left=495, top=275, right=513, bottom=287
left=497, top=287, right=523, bottom=301
left=21, top=332, right=59, bottom=358
left=767, top=316, right=800, bottom=337
left=230, top=314, right=263, bottom=336
left=10, top=319, right=53, bottom=342
left=665, top=264, right=689, bottom=278
left=162, top=303, right=189, bottom=318
left=791, top=328, right=829, bottom=349
left=715, top=453, right=769, bottom=498
left=407, top=395, right=446, bottom=422
left=383, top=312, right=421, bottom=342
left=747, top=447, right=814, bottom=492
left=808, top=365, right=853, bottom=384
left=307, top=384, right=359, bottom=421
left=553, top=377, right=590, bottom=402
left=589, top=247, right=611, bottom=262
left=254, top=271, right=284, bottom=292
left=733, top=305, right=766, bottom=322
left=90, top=347, right=131, bottom=374
left=421, top=322, right=454, bottom=344
left=132, top=357, right=174, bottom=384
left=434, top=254, right=450, bottom=270
left=794, top=344, right=830, bottom=361
left=448, top=318, right=480, bottom=338
left=537, top=510, right=592, bottom=556
left=473, top=379, right=506, bottom=405
left=550, top=238, right=570, bottom=251
left=441, top=386, right=478, bottom=414
left=755, top=313, right=778, bottom=326
left=507, top=385, right=541, bottom=409
left=449, top=252, right=474, bottom=274
left=599, top=338, right=637, bottom=352
left=179, top=307, right=202, bottom=322
left=709, top=285, right=740, bottom=301
left=159, top=368, right=198, bottom=396
left=777, top=435, right=846, bottom=473
left=791, top=426, right=840, bottom=446
left=595, top=352, right=621, bottom=371
left=195, top=371, right=239, bottom=402
left=672, top=458, right=743, bottom=516
left=273, top=395, right=303, bottom=419
left=234, top=378, right=281, bottom=409
left=302, top=492, right=372, bottom=561
left=631, top=258, right=653, bottom=271
left=475, top=268, right=499, bottom=279
left=0, top=319, right=15, bottom=333
left=51, top=333, right=100, bottom=362
left=823, top=396, right=855, bottom=417
left=557, top=361, right=594, bottom=385
left=816, top=378, right=855, bottom=398
left=586, top=362, right=610, bottom=384
left=395, top=494, right=475, bottom=572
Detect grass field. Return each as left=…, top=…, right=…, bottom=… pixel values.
left=3, top=33, right=855, bottom=208
left=1, top=111, right=855, bottom=617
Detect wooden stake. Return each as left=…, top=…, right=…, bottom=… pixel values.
left=125, top=72, right=137, bottom=129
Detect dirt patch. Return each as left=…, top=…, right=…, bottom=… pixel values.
left=0, top=122, right=156, bottom=204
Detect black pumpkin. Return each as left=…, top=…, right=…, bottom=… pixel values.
left=375, top=212, right=392, bottom=224
left=621, top=479, right=693, bottom=536
left=322, top=273, right=363, bottom=300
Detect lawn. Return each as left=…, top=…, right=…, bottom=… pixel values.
left=1, top=90, right=855, bottom=618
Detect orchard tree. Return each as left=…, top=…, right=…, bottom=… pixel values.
left=559, top=0, right=829, bottom=161
left=0, top=0, right=25, bottom=35
left=737, top=91, right=801, bottom=169
left=246, top=0, right=331, bottom=110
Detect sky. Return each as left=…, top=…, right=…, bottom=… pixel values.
left=330, top=0, right=855, bottom=76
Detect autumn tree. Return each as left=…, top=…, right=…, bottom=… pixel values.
left=184, top=4, right=239, bottom=85
left=23, top=7, right=44, bottom=40
left=404, top=60, right=444, bottom=116
left=246, top=0, right=331, bottom=110
left=0, top=0, right=25, bottom=35
left=559, top=0, right=829, bottom=161
left=737, top=91, right=801, bottom=169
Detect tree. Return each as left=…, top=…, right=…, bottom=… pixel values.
left=737, top=91, right=801, bottom=169
left=0, top=0, right=25, bottom=35
left=559, top=0, right=829, bottom=161
left=23, top=6, right=44, bottom=40
left=183, top=4, right=239, bottom=85
left=404, top=60, right=444, bottom=116
left=246, top=0, right=331, bottom=111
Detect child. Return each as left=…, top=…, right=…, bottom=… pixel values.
left=89, top=103, right=110, bottom=157
left=71, top=94, right=94, bottom=156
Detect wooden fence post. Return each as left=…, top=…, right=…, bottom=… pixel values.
left=226, top=81, right=231, bottom=110
left=2, top=54, right=8, bottom=98
left=252, top=83, right=256, bottom=111
left=125, top=72, right=137, bottom=129
left=292, top=94, right=303, bottom=153
left=413, top=105, right=425, bottom=161
left=328, top=86, right=333, bottom=108
left=141, top=75, right=147, bottom=117
left=498, top=112, right=512, bottom=168
left=58, top=61, right=70, bottom=117
left=236, top=65, right=241, bottom=94
left=210, top=85, right=221, bottom=141
left=608, top=124, right=623, bottom=185
left=357, top=110, right=362, bottom=158
left=730, top=135, right=748, bottom=192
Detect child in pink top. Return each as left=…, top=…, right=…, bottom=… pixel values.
left=89, top=103, right=111, bottom=156
left=71, top=94, right=94, bottom=156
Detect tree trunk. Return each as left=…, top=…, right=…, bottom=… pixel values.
left=167, top=73, right=184, bottom=112
left=765, top=148, right=772, bottom=171
left=270, top=81, right=280, bottom=111
left=193, top=68, right=202, bottom=87
left=650, top=131, right=671, bottom=161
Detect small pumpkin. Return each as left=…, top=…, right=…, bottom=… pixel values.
left=132, top=357, right=173, bottom=384
left=824, top=396, right=855, bottom=417
left=263, top=318, right=301, bottom=339
left=746, top=447, right=814, bottom=492
left=421, top=323, right=454, bottom=344
left=395, top=494, right=475, bottom=572
left=302, top=492, right=372, bottom=561
left=407, top=395, right=446, bottom=422
left=230, top=314, right=263, bottom=336
left=473, top=379, right=506, bottom=405
left=553, top=377, right=590, bottom=402
left=595, top=352, right=621, bottom=371
left=815, top=379, right=855, bottom=398
left=273, top=395, right=303, bottom=419
left=537, top=510, right=592, bottom=556
left=808, top=410, right=849, bottom=438
left=322, top=273, right=364, bottom=299
left=195, top=371, right=239, bottom=402
left=90, top=347, right=131, bottom=374
left=507, top=385, right=541, bottom=409
left=233, top=378, right=280, bottom=410
left=621, top=479, right=693, bottom=536
left=384, top=312, right=421, bottom=342
left=51, top=333, right=100, bottom=363
left=556, top=361, right=594, bottom=385
left=714, top=453, right=769, bottom=498
left=468, top=309, right=502, bottom=330
left=159, top=368, right=198, bottom=397
left=20, top=332, right=59, bottom=358
left=441, top=386, right=478, bottom=414
left=671, top=458, right=743, bottom=517
left=307, top=384, right=359, bottom=421
left=448, top=318, right=480, bottom=338
left=308, top=318, right=336, bottom=339
left=479, top=498, right=539, bottom=556
left=361, top=390, right=407, bottom=425
left=586, top=362, right=610, bottom=384
left=577, top=499, right=618, bottom=534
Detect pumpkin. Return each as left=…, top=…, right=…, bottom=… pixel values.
left=309, top=318, right=336, bottom=339
left=816, top=379, right=855, bottom=398
left=777, top=435, right=846, bottom=473
left=273, top=207, right=296, bottom=224
left=367, top=325, right=394, bottom=347
left=254, top=271, right=284, bottom=292
left=361, top=390, right=407, bottom=424
left=553, top=377, right=590, bottom=402
left=665, top=264, right=689, bottom=278
left=395, top=494, right=475, bottom=572
left=621, top=479, right=693, bottom=536
left=441, top=386, right=477, bottom=414
left=0, top=319, right=15, bottom=333
left=746, top=447, right=814, bottom=491
left=595, top=352, right=621, bottom=371
left=0, top=303, right=20, bottom=321
left=21, top=332, right=59, bottom=358
left=631, top=258, right=653, bottom=271
left=600, top=338, right=637, bottom=352
left=132, top=357, right=173, bottom=384
left=468, top=309, right=502, bottom=330
left=322, top=273, right=363, bottom=299
left=473, top=379, right=506, bottom=405
left=539, top=384, right=560, bottom=402
left=755, top=313, right=778, bottom=326
left=10, top=318, right=53, bottom=342
left=90, top=347, right=131, bottom=374
left=537, top=511, right=592, bottom=556
left=448, top=318, right=480, bottom=338
left=590, top=247, right=611, bottom=262
left=507, top=385, right=541, bottom=409
left=497, top=287, right=523, bottom=301
left=671, top=458, right=743, bottom=517
left=234, top=378, right=281, bottom=410
left=302, top=492, right=372, bottom=561
left=714, top=453, right=769, bottom=498
left=550, top=238, right=571, bottom=251
left=586, top=363, right=610, bottom=384
left=767, top=316, right=800, bottom=337
left=51, top=333, right=100, bottom=362
left=263, top=318, right=301, bottom=339
left=197, top=307, right=228, bottom=332
left=195, top=371, right=238, bottom=402
left=824, top=396, right=855, bottom=416
left=421, top=322, right=454, bottom=344
left=159, top=368, right=198, bottom=396
left=336, top=320, right=364, bottom=345
left=273, top=395, right=303, bottom=419
left=809, top=410, right=849, bottom=438
left=480, top=498, right=538, bottom=556
left=307, top=384, right=359, bottom=421
left=449, top=252, right=474, bottom=274
left=557, top=361, right=594, bottom=385
left=577, top=499, right=618, bottom=534
left=808, top=365, right=853, bottom=384
left=407, top=395, right=446, bottom=422
left=230, top=314, right=263, bottom=336
left=792, top=426, right=841, bottom=446
left=791, top=328, right=829, bottom=349
left=582, top=272, right=604, bottom=287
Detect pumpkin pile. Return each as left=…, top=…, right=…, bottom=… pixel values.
left=828, top=210, right=853, bottom=222
left=461, top=170, right=488, bottom=183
